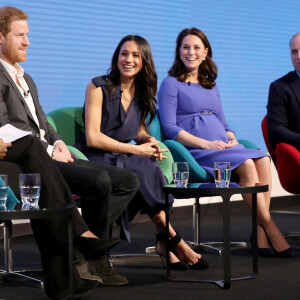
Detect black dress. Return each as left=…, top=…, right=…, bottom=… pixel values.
left=77, top=76, right=173, bottom=233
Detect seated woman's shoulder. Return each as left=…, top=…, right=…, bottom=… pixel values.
left=91, top=75, right=109, bottom=87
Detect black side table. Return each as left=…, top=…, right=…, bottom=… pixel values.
left=0, top=204, right=75, bottom=296
left=163, top=182, right=268, bottom=289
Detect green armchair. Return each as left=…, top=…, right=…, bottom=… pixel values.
left=150, top=109, right=259, bottom=183
left=47, top=107, right=88, bottom=160
left=47, top=107, right=174, bottom=183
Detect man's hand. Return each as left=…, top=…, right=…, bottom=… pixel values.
left=0, top=139, right=12, bottom=159
left=52, top=141, right=74, bottom=163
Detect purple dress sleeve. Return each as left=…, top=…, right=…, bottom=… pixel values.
left=158, top=77, right=183, bottom=140
left=158, top=76, right=233, bottom=142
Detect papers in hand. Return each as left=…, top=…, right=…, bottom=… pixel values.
left=0, top=124, right=32, bottom=143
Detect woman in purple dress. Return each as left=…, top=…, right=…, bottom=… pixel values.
left=77, top=35, right=209, bottom=270
left=158, top=28, right=292, bottom=257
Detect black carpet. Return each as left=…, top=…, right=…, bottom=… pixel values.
left=1, top=198, right=300, bottom=300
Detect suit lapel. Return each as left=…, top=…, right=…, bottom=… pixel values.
left=289, top=71, right=300, bottom=104
left=0, top=63, right=37, bottom=125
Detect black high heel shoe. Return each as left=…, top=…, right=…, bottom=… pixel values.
left=170, top=231, right=209, bottom=270
left=263, top=233, right=294, bottom=258
left=156, top=232, right=188, bottom=270
left=74, top=236, right=120, bottom=258
left=249, top=233, right=274, bottom=258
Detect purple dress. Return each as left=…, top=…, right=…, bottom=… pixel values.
left=77, top=76, right=173, bottom=223
left=158, top=76, right=267, bottom=177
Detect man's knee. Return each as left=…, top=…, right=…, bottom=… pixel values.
left=88, top=170, right=111, bottom=197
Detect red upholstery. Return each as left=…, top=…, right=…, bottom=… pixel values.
left=261, top=115, right=300, bottom=194
left=276, top=143, right=300, bottom=194
left=261, top=116, right=276, bottom=163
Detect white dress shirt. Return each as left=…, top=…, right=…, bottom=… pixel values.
left=0, top=58, right=55, bottom=155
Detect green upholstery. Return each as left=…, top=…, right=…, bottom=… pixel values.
left=164, top=140, right=211, bottom=183
left=148, top=115, right=174, bottom=184
left=150, top=109, right=260, bottom=183
left=47, top=107, right=174, bottom=183
left=47, top=107, right=88, bottom=160
left=237, top=139, right=259, bottom=150
left=156, top=142, right=174, bottom=184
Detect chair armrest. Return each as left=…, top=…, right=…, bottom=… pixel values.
left=46, top=115, right=57, bottom=131
left=275, top=143, right=300, bottom=194
left=67, top=145, right=89, bottom=161
left=157, top=141, right=174, bottom=184
left=238, top=139, right=259, bottom=149
left=164, top=140, right=211, bottom=183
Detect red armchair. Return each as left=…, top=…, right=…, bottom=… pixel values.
left=261, top=115, right=300, bottom=194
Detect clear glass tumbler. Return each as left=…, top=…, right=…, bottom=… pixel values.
left=213, top=162, right=231, bottom=188
left=172, top=162, right=189, bottom=188
left=19, top=173, right=41, bottom=210
left=0, top=174, right=8, bottom=211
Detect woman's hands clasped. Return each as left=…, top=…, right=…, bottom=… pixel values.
left=137, top=137, right=168, bottom=161
left=204, top=138, right=238, bottom=150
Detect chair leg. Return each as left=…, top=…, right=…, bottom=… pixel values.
left=4, top=220, right=13, bottom=273
left=187, top=198, right=247, bottom=255
left=0, top=221, right=43, bottom=287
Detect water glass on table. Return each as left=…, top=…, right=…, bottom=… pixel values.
left=0, top=174, right=8, bottom=211
left=213, top=162, right=231, bottom=188
left=19, top=173, right=41, bottom=210
left=172, top=162, right=189, bottom=188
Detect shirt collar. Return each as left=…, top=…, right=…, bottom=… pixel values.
left=296, top=70, right=300, bottom=78
left=0, top=58, right=24, bottom=78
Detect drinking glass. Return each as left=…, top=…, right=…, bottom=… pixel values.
left=19, top=174, right=41, bottom=210
left=0, top=174, right=8, bottom=211
left=172, top=162, right=189, bottom=188
left=213, top=162, right=231, bottom=188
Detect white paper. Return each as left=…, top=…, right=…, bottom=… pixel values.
left=0, top=124, right=32, bottom=143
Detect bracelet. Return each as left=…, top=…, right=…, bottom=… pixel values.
left=116, top=142, right=120, bottom=153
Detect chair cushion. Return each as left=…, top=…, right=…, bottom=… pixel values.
left=276, top=143, right=300, bottom=194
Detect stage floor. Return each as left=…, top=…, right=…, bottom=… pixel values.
left=1, top=197, right=300, bottom=300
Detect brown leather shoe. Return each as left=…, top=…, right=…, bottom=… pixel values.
left=74, top=249, right=103, bottom=284
left=87, top=255, right=129, bottom=286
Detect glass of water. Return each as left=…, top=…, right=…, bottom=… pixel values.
left=172, top=162, right=189, bottom=188
left=213, top=162, right=231, bottom=188
left=0, top=174, right=8, bottom=211
left=19, top=174, right=41, bottom=210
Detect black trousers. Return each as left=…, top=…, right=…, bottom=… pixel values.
left=1, top=136, right=85, bottom=297
left=1, top=136, right=138, bottom=298
left=54, top=158, right=138, bottom=239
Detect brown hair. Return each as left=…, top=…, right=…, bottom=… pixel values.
left=0, top=6, right=27, bottom=37
left=106, top=35, right=157, bottom=129
left=168, top=27, right=217, bottom=89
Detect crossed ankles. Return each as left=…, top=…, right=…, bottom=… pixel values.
left=156, top=231, right=209, bottom=270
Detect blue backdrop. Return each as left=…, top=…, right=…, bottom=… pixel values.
left=2, top=0, right=298, bottom=150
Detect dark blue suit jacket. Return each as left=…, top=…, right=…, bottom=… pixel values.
left=267, top=70, right=300, bottom=150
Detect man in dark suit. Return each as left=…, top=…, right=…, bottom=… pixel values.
left=267, top=32, right=300, bottom=150
left=0, top=5, right=139, bottom=295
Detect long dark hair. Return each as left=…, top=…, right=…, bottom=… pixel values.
left=168, top=28, right=217, bottom=89
left=106, top=35, right=157, bottom=129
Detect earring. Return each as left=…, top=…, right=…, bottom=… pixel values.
left=203, top=57, right=206, bottom=61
